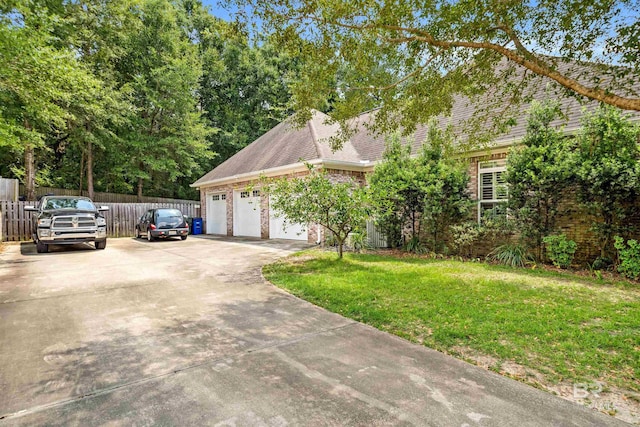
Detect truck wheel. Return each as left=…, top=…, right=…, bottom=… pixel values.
left=95, top=240, right=107, bottom=250
left=36, top=240, right=48, bottom=254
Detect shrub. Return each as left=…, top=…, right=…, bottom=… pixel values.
left=487, top=244, right=533, bottom=268
left=405, top=236, right=427, bottom=254
left=592, top=256, right=613, bottom=271
left=348, top=230, right=368, bottom=253
left=450, top=222, right=482, bottom=257
left=542, top=234, right=577, bottom=269
left=614, top=236, right=640, bottom=280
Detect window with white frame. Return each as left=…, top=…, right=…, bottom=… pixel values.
left=478, top=160, right=508, bottom=222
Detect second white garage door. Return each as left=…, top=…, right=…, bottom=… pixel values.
left=233, top=190, right=261, bottom=237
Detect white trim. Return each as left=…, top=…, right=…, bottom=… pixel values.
left=191, top=158, right=374, bottom=189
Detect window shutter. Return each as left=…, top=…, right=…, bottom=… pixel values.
left=481, top=173, right=493, bottom=200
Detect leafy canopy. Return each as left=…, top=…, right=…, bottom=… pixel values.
left=235, top=0, right=640, bottom=145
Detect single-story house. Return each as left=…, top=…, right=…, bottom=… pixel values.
left=191, top=62, right=640, bottom=253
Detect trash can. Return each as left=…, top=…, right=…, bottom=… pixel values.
left=191, top=217, right=203, bottom=235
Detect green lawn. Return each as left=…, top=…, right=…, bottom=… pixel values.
left=264, top=250, right=640, bottom=394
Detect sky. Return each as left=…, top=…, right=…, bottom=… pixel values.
left=199, top=0, right=239, bottom=22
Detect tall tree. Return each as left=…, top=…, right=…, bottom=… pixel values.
left=0, top=2, right=103, bottom=200
left=116, top=0, right=211, bottom=200
left=192, top=10, right=299, bottom=169
left=60, top=0, right=139, bottom=199
left=235, top=0, right=640, bottom=143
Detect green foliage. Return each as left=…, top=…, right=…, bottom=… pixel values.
left=369, top=126, right=470, bottom=253
left=405, top=236, right=426, bottom=254
left=614, top=236, right=640, bottom=280
left=505, top=100, right=574, bottom=260
left=487, top=244, right=533, bottom=268
left=450, top=217, right=514, bottom=258
left=348, top=230, right=368, bottom=253
left=542, top=234, right=577, bottom=269
left=241, top=0, right=640, bottom=146
left=574, top=107, right=640, bottom=259
left=265, top=165, right=370, bottom=258
left=0, top=0, right=298, bottom=200
left=450, top=222, right=483, bottom=258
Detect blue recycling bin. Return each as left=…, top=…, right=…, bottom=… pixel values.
left=192, top=217, right=203, bottom=235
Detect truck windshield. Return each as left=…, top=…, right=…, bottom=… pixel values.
left=43, top=198, right=96, bottom=211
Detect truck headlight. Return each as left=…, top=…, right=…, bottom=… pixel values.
left=39, top=229, right=50, bottom=237
left=96, top=217, right=106, bottom=226
left=37, top=218, right=51, bottom=227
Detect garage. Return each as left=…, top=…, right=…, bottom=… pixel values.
left=233, top=190, right=261, bottom=237
left=206, top=193, right=227, bottom=235
left=269, top=196, right=307, bottom=241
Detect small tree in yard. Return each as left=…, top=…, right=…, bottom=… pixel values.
left=266, top=166, right=370, bottom=259
left=505, top=100, right=574, bottom=261
left=574, top=106, right=640, bottom=260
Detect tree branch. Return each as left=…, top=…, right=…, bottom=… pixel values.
left=321, top=19, right=640, bottom=111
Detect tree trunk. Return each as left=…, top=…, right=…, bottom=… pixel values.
left=86, top=139, right=94, bottom=200
left=79, top=150, right=85, bottom=196
left=338, top=239, right=344, bottom=259
left=23, top=119, right=36, bottom=201
left=137, top=177, right=144, bottom=202
left=24, top=143, right=36, bottom=201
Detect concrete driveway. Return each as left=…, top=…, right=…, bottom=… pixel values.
left=0, top=237, right=627, bottom=426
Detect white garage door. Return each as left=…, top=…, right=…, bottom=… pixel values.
left=269, top=197, right=307, bottom=241
left=233, top=190, right=261, bottom=237
left=206, top=193, right=227, bottom=235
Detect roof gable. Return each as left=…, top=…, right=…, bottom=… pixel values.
left=193, top=110, right=361, bottom=186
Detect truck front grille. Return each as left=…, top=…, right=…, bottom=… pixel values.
left=52, top=215, right=96, bottom=229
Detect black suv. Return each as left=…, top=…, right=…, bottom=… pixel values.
left=25, top=196, right=109, bottom=253
left=135, top=208, right=189, bottom=241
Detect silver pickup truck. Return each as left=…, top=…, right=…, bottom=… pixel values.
left=25, top=196, right=109, bottom=253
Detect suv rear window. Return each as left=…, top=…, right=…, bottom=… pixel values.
left=155, top=209, right=184, bottom=228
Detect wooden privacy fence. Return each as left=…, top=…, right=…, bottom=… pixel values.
left=0, top=201, right=200, bottom=242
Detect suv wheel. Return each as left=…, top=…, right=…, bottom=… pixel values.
left=147, top=230, right=153, bottom=242
left=36, top=240, right=48, bottom=254
left=95, top=240, right=107, bottom=250
left=181, top=235, right=187, bottom=241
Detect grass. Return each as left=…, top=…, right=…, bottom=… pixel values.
left=264, top=250, right=640, bottom=394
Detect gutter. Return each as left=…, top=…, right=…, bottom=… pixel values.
left=190, top=158, right=374, bottom=190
